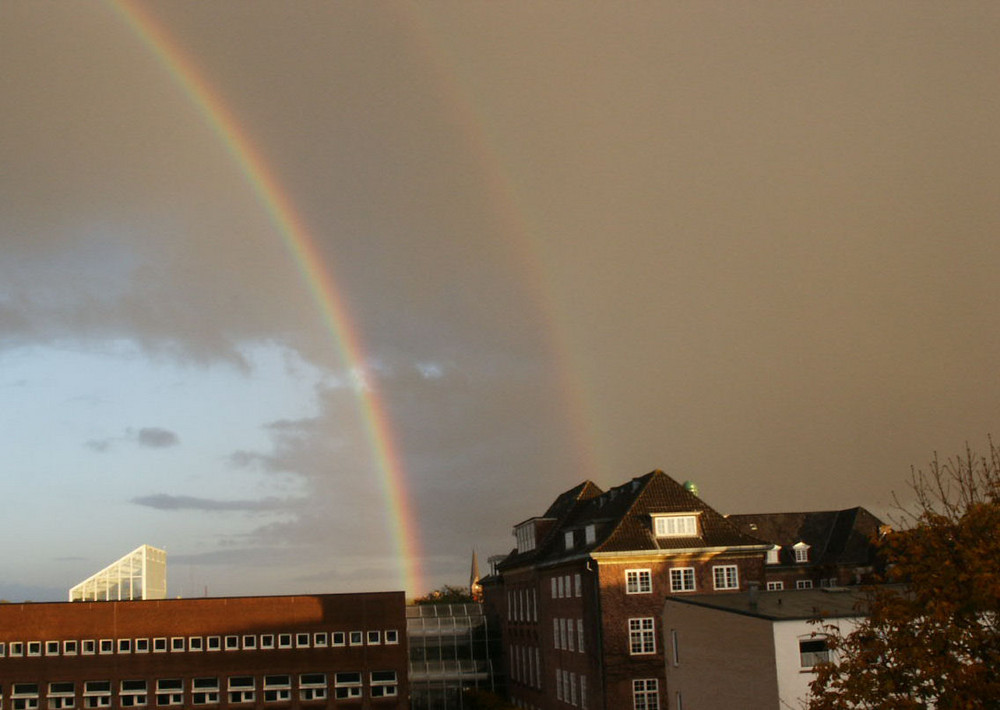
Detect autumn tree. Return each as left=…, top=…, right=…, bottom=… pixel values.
left=412, top=584, right=476, bottom=605
left=808, top=440, right=1000, bottom=709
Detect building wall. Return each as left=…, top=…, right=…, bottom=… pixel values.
left=771, top=616, right=859, bottom=708
left=662, top=601, right=778, bottom=710
left=0, top=592, right=407, bottom=710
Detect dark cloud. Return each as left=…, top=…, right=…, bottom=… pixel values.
left=136, top=427, right=180, bottom=449
left=131, top=494, right=294, bottom=512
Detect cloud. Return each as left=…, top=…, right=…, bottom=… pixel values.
left=136, top=427, right=179, bottom=449
left=131, top=494, right=295, bottom=512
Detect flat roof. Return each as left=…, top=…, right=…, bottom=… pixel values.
left=663, top=587, right=868, bottom=621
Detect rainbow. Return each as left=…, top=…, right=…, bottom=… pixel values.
left=108, top=1, right=425, bottom=595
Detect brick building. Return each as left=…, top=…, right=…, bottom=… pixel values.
left=487, top=470, right=770, bottom=710
left=0, top=591, right=407, bottom=710
left=726, top=507, right=885, bottom=591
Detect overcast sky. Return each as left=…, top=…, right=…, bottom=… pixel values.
left=3, top=1, right=999, bottom=601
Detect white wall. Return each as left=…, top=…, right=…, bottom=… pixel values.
left=772, top=616, right=860, bottom=708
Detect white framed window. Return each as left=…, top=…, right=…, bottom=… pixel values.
left=155, top=679, right=183, bottom=707
left=565, top=531, right=575, bottom=550
left=797, top=579, right=814, bottom=589
left=577, top=618, right=585, bottom=653
left=799, top=636, right=830, bottom=668
left=671, top=628, right=680, bottom=666
left=628, top=618, right=656, bottom=655
left=570, top=672, right=578, bottom=706
left=669, top=567, right=696, bottom=592
left=117, top=639, right=132, bottom=654
left=334, top=673, right=361, bottom=700
left=134, top=638, right=149, bottom=653
left=48, top=682, right=75, bottom=710
left=713, top=565, right=739, bottom=590
left=384, top=629, right=399, bottom=645
left=366, top=630, right=380, bottom=645
left=263, top=675, right=291, bottom=703
left=370, top=671, right=398, bottom=699
left=206, top=636, right=220, bottom=651
left=332, top=631, right=346, bottom=647
left=626, top=569, right=652, bottom=594
left=767, top=581, right=784, bottom=591
left=348, top=631, right=363, bottom=646
left=63, top=640, right=78, bottom=656
left=82, top=640, right=96, bottom=655
left=10, top=641, right=24, bottom=657
left=84, top=681, right=112, bottom=709
left=555, top=669, right=563, bottom=702
left=793, top=542, right=810, bottom=563
left=44, top=640, right=59, bottom=656
left=585, top=524, right=596, bottom=544
left=226, top=677, right=255, bottom=705
left=260, top=634, right=274, bottom=649
left=188, top=637, right=203, bottom=652
left=191, top=678, right=219, bottom=705
left=119, top=680, right=147, bottom=708
left=242, top=635, right=257, bottom=650
left=170, top=637, right=185, bottom=652
left=313, top=632, right=328, bottom=647
left=12, top=683, right=41, bottom=710
left=278, top=633, right=293, bottom=649
left=766, top=545, right=781, bottom=565
left=580, top=674, right=588, bottom=709
left=633, top=678, right=659, bottom=710
left=298, top=674, right=327, bottom=703
left=653, top=515, right=698, bottom=538
left=575, top=573, right=582, bottom=597
left=567, top=618, right=575, bottom=652
left=551, top=577, right=557, bottom=598
left=296, top=632, right=311, bottom=648
left=27, top=641, right=42, bottom=657
left=224, top=635, right=239, bottom=650
left=98, top=640, right=113, bottom=655
left=553, top=618, right=560, bottom=649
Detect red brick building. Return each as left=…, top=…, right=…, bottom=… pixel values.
left=487, top=470, right=769, bottom=710
left=0, top=592, right=407, bottom=710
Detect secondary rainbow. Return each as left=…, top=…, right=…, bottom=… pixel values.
left=109, top=1, right=425, bottom=595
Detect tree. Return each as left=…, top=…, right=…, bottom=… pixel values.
left=412, top=584, right=475, bottom=605
left=808, top=440, right=1000, bottom=709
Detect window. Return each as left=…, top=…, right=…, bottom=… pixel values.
left=384, top=629, right=399, bottom=645
left=296, top=632, right=311, bottom=647
left=628, top=618, right=656, bottom=655
left=669, top=567, right=695, bottom=592
left=48, top=682, right=75, bottom=710
left=767, top=581, right=784, bottom=591
left=263, top=675, right=291, bottom=703
left=797, top=579, right=814, bottom=590
left=83, top=681, right=111, bottom=709
left=515, top=522, right=537, bottom=553
left=370, top=671, right=398, bottom=698
left=577, top=619, right=585, bottom=653
left=260, top=634, right=275, bottom=649
left=348, top=631, right=363, bottom=646
left=299, top=674, right=327, bottom=703
left=626, top=569, right=652, bottom=594
left=799, top=637, right=830, bottom=668
left=224, top=635, right=239, bottom=650
left=206, top=636, right=221, bottom=651
left=653, top=515, right=698, bottom=538
left=551, top=578, right=557, bottom=597
left=242, top=635, right=257, bottom=650
left=565, top=531, right=575, bottom=550
left=0, top=640, right=6, bottom=657
left=10, top=641, right=24, bottom=656
left=585, top=524, right=596, bottom=544
left=13, top=683, right=40, bottom=710
left=117, top=639, right=132, bottom=654
left=553, top=618, right=560, bottom=649
left=45, top=641, right=59, bottom=656
left=332, top=632, right=346, bottom=647
left=170, top=637, right=185, bottom=652
left=64, top=640, right=78, bottom=656
left=334, top=673, right=361, bottom=700
left=713, top=565, right=739, bottom=590
left=28, top=641, right=42, bottom=657
left=227, top=677, right=255, bottom=705
left=119, top=680, right=147, bottom=708
left=278, top=633, right=293, bottom=649
left=313, top=632, right=328, bottom=647
left=98, top=640, right=113, bottom=655
left=366, top=630, right=380, bottom=645
left=580, top=675, right=588, bottom=709
left=191, top=678, right=219, bottom=705
left=82, top=640, right=96, bottom=655
left=793, top=542, right=810, bottom=563
left=155, top=679, right=182, bottom=706
left=575, top=573, right=582, bottom=596
left=134, top=639, right=149, bottom=653
left=670, top=629, right=680, bottom=666
left=152, top=637, right=167, bottom=653
left=567, top=618, right=575, bottom=651
left=766, top=545, right=781, bottom=565
left=633, top=679, right=659, bottom=710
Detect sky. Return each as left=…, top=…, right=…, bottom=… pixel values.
left=3, top=1, right=999, bottom=602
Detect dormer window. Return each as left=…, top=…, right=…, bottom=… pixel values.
left=585, top=524, right=596, bottom=544
left=766, top=545, right=781, bottom=565
left=653, top=514, right=699, bottom=538
left=793, top=542, right=810, bottom=563
left=565, top=531, right=575, bottom=550
left=515, top=522, right=537, bottom=553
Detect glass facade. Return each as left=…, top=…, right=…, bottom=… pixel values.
left=407, top=603, right=497, bottom=710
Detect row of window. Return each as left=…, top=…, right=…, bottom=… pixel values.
left=0, top=673, right=398, bottom=709
left=626, top=565, right=740, bottom=595
left=551, top=574, right=582, bottom=599
left=554, top=668, right=587, bottom=708
left=0, top=630, right=398, bottom=659
left=509, top=645, right=540, bottom=689
left=508, top=587, right=538, bottom=623
left=552, top=618, right=584, bottom=653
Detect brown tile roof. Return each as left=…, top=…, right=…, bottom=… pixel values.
left=727, top=507, right=884, bottom=566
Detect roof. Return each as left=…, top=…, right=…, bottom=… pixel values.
left=726, top=507, right=884, bottom=567
left=663, top=587, right=869, bottom=621
left=498, top=470, right=767, bottom=571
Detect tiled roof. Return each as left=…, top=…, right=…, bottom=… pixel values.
left=727, top=507, right=883, bottom=566
left=498, top=470, right=765, bottom=571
